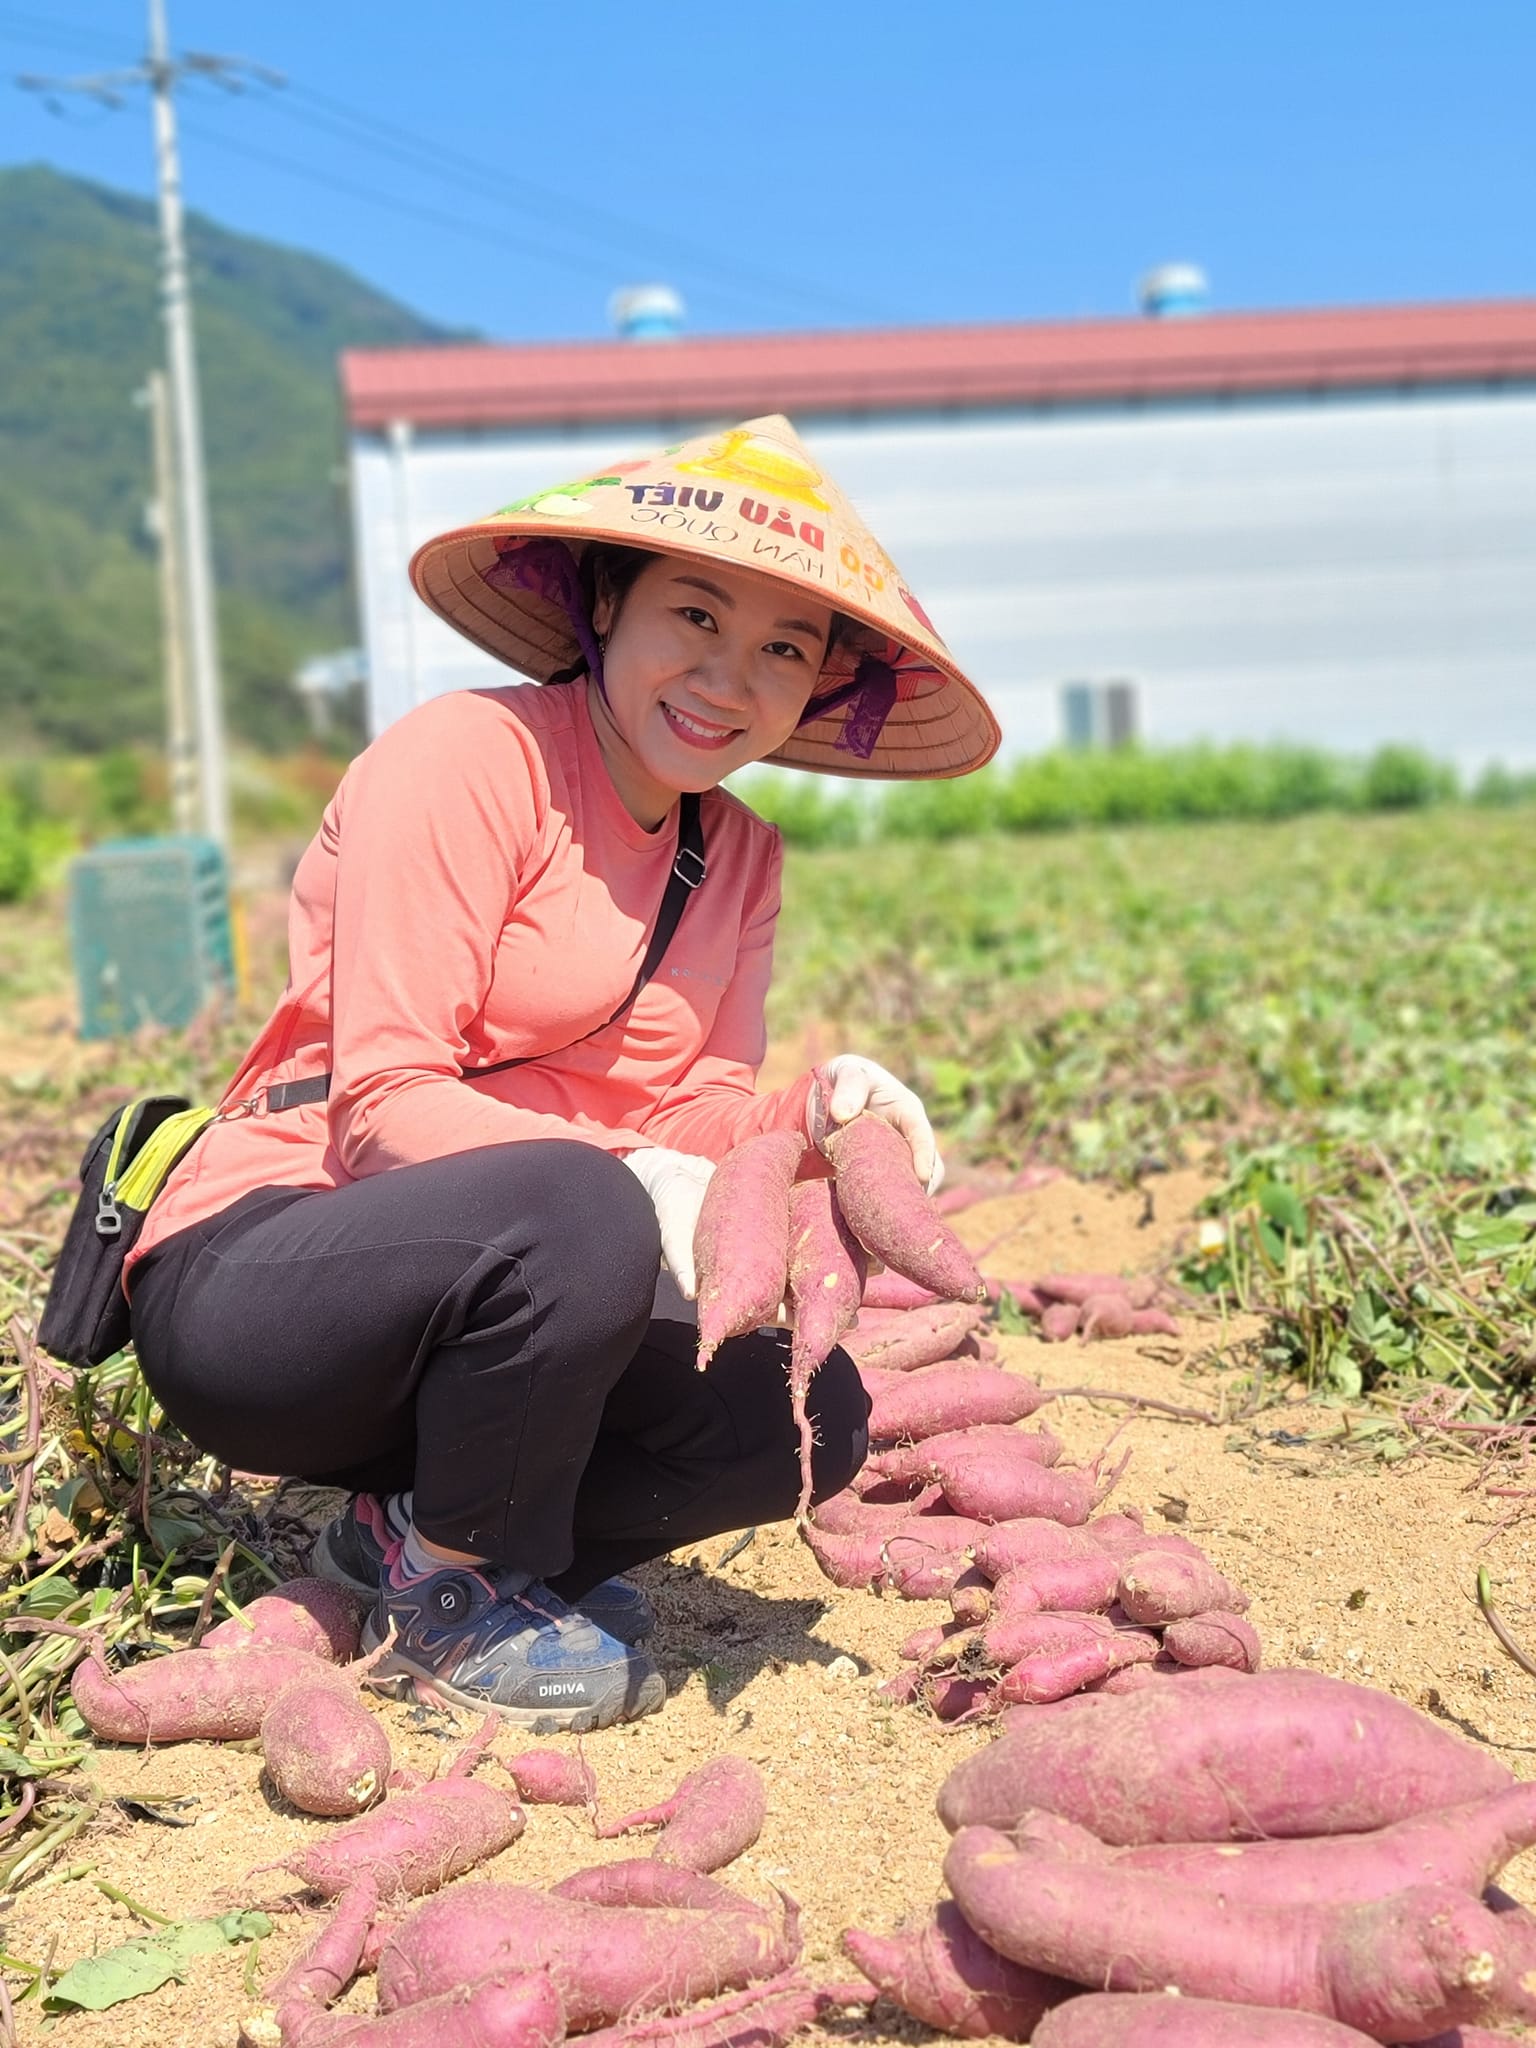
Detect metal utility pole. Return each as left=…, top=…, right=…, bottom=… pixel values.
left=18, top=14, right=283, bottom=855
left=142, top=370, right=199, bottom=832
left=147, top=0, right=227, bottom=849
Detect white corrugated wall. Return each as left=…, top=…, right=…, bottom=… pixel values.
left=349, top=386, right=1536, bottom=774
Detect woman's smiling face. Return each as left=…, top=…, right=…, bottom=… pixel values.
left=588, top=552, right=832, bottom=827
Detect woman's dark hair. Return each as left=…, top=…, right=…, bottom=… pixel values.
left=578, top=540, right=854, bottom=667
left=577, top=542, right=653, bottom=630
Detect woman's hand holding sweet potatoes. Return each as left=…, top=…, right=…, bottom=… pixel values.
left=810, top=1054, right=942, bottom=1193
left=622, top=1148, right=716, bottom=1298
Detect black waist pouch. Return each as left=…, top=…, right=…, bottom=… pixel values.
left=38, top=1094, right=214, bottom=1368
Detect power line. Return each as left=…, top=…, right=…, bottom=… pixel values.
left=180, top=112, right=852, bottom=326
left=6, top=9, right=886, bottom=324
left=276, top=81, right=888, bottom=326
left=0, top=8, right=137, bottom=63
left=177, top=116, right=661, bottom=297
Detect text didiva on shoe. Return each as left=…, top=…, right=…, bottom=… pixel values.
left=537, top=1681, right=591, bottom=1698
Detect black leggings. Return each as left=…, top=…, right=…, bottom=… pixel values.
left=127, top=1142, right=868, bottom=1597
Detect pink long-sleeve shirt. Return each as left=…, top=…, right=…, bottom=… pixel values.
left=126, top=682, right=813, bottom=1285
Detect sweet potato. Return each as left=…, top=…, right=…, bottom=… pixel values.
left=996, top=1628, right=1159, bottom=1705
left=878, top=1667, right=922, bottom=1705
left=1031, top=1995, right=1380, bottom=2045
left=822, top=1113, right=986, bottom=1301
left=845, top=1303, right=986, bottom=1374
left=881, top=1524, right=992, bottom=1599
left=694, top=1131, right=806, bottom=1365
left=1117, top=1550, right=1250, bottom=1625
left=596, top=1755, right=765, bottom=1872
left=937, top=1669, right=1513, bottom=1842
left=1038, top=1303, right=1079, bottom=1342
left=785, top=1177, right=867, bottom=1519
left=241, top=1878, right=380, bottom=2048
left=1011, top=1783, right=1536, bottom=1911
left=1086, top=1517, right=1206, bottom=1561
left=577, top=1971, right=865, bottom=2048
left=974, top=1610, right=1118, bottom=1671
left=800, top=1520, right=890, bottom=1591
left=863, top=1271, right=942, bottom=1312
left=246, top=1968, right=565, bottom=2048
left=944, top=1829, right=1536, bottom=2041
left=1092, top=1656, right=1249, bottom=1695
left=869, top=1426, right=1064, bottom=1491
left=928, top=1440, right=1125, bottom=1526
left=865, top=1366, right=1052, bottom=1442
left=500, top=1748, right=597, bottom=1806
left=376, top=1883, right=799, bottom=2025
left=991, top=1553, right=1123, bottom=1618
left=811, top=1482, right=945, bottom=1538
left=970, top=1521, right=1106, bottom=1580
left=880, top=1665, right=994, bottom=1720
left=206, top=1577, right=366, bottom=1663
left=1034, top=1273, right=1158, bottom=1309
left=286, top=1774, right=524, bottom=1900
left=986, top=1279, right=1046, bottom=1318
left=263, top=1680, right=391, bottom=1818
left=73, top=1639, right=350, bottom=1744
left=842, top=1899, right=1067, bottom=2039
left=919, top=1673, right=995, bottom=1721
left=1129, top=1307, right=1181, bottom=1337
left=1080, top=1512, right=1149, bottom=1551
left=1163, top=1610, right=1262, bottom=1671
left=899, top=1621, right=962, bottom=1663
left=948, top=1568, right=994, bottom=1626
left=850, top=1302, right=984, bottom=1338
left=1077, top=1292, right=1135, bottom=1340
left=552, top=1861, right=750, bottom=1912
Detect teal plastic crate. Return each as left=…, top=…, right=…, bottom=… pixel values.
left=68, top=835, right=234, bottom=1041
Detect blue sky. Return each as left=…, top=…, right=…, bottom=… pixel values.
left=2, top=1, right=1532, bottom=341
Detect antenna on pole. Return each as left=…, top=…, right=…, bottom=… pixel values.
left=17, top=7, right=285, bottom=854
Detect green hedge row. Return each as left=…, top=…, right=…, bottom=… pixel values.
left=737, top=744, right=1532, bottom=849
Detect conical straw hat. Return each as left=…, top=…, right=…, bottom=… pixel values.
left=410, top=414, right=1000, bottom=780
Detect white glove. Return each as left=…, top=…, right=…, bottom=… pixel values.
left=809, top=1054, right=944, bottom=1194
left=621, top=1148, right=716, bottom=1299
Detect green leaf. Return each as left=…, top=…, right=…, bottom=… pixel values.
left=1258, top=1180, right=1309, bottom=1241
left=45, top=1943, right=182, bottom=2012
left=993, top=1290, right=1030, bottom=1335
left=45, top=1910, right=270, bottom=2013
left=146, top=1513, right=206, bottom=1556
left=1327, top=1348, right=1363, bottom=1399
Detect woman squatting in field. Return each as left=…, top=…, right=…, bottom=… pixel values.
left=122, top=415, right=1001, bottom=1732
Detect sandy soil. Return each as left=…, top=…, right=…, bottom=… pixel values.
left=5, top=1171, right=1534, bottom=2046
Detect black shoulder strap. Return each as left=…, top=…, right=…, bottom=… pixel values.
left=263, top=792, right=706, bottom=1114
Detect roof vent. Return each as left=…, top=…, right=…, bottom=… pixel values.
left=1138, top=263, right=1210, bottom=318
left=608, top=284, right=686, bottom=343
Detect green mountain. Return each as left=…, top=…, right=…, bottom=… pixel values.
left=0, top=163, right=463, bottom=752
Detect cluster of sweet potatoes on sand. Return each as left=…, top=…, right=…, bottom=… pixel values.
left=72, top=1607, right=865, bottom=2048
left=846, top=1667, right=1536, bottom=2045
left=696, top=1115, right=1250, bottom=1714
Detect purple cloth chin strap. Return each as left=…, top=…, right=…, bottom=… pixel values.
left=800, top=655, right=900, bottom=761
left=480, top=537, right=607, bottom=696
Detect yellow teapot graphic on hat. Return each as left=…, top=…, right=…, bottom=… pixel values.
left=679, top=429, right=830, bottom=513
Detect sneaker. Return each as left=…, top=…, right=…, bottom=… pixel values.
left=362, top=1557, right=666, bottom=1734
left=311, top=1492, right=395, bottom=1601
left=569, top=1574, right=656, bottom=1644
left=312, top=1494, right=656, bottom=1643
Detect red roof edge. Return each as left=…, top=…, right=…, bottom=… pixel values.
left=339, top=300, right=1536, bottom=434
